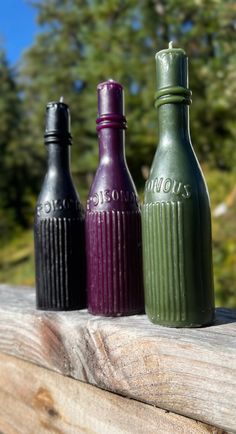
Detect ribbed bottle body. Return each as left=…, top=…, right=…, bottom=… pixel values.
left=35, top=212, right=86, bottom=310
left=86, top=208, right=143, bottom=315
left=142, top=132, right=215, bottom=327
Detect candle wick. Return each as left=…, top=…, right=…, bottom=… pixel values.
left=59, top=96, right=64, bottom=103
left=168, top=41, right=174, bottom=49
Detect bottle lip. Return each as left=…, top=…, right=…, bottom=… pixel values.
left=97, top=79, right=123, bottom=91
left=155, top=47, right=187, bottom=59
left=46, top=100, right=69, bottom=109
left=96, top=79, right=126, bottom=130
left=45, top=99, right=72, bottom=145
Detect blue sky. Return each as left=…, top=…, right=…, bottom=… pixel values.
left=0, top=0, right=38, bottom=65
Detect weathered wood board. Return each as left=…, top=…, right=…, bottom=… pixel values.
left=0, top=353, right=226, bottom=434
left=0, top=285, right=236, bottom=432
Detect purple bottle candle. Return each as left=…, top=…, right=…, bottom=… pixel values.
left=86, top=80, right=144, bottom=316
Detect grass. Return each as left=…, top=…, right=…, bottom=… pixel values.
left=0, top=229, right=35, bottom=286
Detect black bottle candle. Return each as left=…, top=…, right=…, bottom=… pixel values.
left=34, top=99, right=86, bottom=310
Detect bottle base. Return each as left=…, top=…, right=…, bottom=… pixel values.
left=36, top=303, right=87, bottom=311
left=88, top=307, right=145, bottom=317
left=146, top=310, right=215, bottom=328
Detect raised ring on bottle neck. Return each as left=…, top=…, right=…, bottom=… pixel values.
left=96, top=113, right=127, bottom=131
left=44, top=132, right=72, bottom=146
left=154, top=86, right=192, bottom=109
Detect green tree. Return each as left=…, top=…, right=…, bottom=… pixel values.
left=0, top=49, right=22, bottom=236
left=21, top=0, right=236, bottom=192
left=21, top=0, right=156, bottom=194
left=0, top=49, right=39, bottom=239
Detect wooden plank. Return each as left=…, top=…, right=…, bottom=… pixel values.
left=0, top=285, right=236, bottom=432
left=0, top=353, right=226, bottom=434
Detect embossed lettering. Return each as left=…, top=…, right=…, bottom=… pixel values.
left=89, top=189, right=138, bottom=207
left=37, top=204, right=43, bottom=216
left=57, top=199, right=63, bottom=210
left=154, top=177, right=164, bottom=192
left=163, top=178, right=173, bottom=193
left=92, top=193, right=99, bottom=206
left=37, top=199, right=80, bottom=215
left=172, top=180, right=182, bottom=195
left=182, top=184, right=192, bottom=199
left=63, top=199, right=70, bottom=209
left=99, top=191, right=104, bottom=204
left=104, top=189, right=111, bottom=202
left=147, top=177, right=192, bottom=200
left=120, top=190, right=129, bottom=202
left=112, top=190, right=119, bottom=201
left=44, top=202, right=51, bottom=213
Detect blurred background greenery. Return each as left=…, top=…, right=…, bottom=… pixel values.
left=0, top=0, right=235, bottom=307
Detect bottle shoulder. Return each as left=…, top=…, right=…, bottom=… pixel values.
left=37, top=170, right=78, bottom=199
left=87, top=162, right=140, bottom=213
left=92, top=160, right=135, bottom=183
left=35, top=171, right=84, bottom=220
left=145, top=141, right=210, bottom=206
left=150, top=139, right=206, bottom=181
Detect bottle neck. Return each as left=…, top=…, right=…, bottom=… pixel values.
left=98, top=128, right=125, bottom=164
left=158, top=103, right=191, bottom=145
left=46, top=143, right=70, bottom=172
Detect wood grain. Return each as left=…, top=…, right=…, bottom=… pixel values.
left=0, top=285, right=236, bottom=432
left=0, top=353, right=225, bottom=434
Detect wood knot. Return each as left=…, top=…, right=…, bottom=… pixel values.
left=32, top=387, right=59, bottom=418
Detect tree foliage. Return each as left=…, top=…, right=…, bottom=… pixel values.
left=0, top=50, right=26, bottom=236
left=0, top=49, right=41, bottom=238
left=20, top=0, right=236, bottom=184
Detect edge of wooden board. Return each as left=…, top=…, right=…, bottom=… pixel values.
left=0, top=352, right=227, bottom=434
left=0, top=285, right=236, bottom=432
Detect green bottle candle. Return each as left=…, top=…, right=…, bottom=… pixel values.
left=142, top=42, right=215, bottom=327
